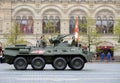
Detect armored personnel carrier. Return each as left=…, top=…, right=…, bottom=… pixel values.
left=2, top=34, right=94, bottom=70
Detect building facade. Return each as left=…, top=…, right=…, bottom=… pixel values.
left=0, top=0, right=120, bottom=57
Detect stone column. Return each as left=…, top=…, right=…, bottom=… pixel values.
left=33, top=17, right=42, bottom=40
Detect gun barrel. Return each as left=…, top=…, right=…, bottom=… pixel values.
left=60, top=34, right=73, bottom=39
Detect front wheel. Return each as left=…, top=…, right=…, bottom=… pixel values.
left=70, top=57, right=85, bottom=70
left=52, top=57, right=67, bottom=70
left=31, top=57, right=45, bottom=70
left=13, top=57, right=28, bottom=70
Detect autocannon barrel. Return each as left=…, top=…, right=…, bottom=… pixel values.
left=49, top=34, right=72, bottom=45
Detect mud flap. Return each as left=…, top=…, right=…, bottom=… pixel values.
left=0, top=56, right=5, bottom=63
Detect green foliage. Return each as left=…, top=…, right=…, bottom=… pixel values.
left=80, top=16, right=101, bottom=45
left=89, top=28, right=102, bottom=45
left=4, top=22, right=27, bottom=46
left=115, top=19, right=120, bottom=43
left=79, top=22, right=87, bottom=34
left=115, top=19, right=120, bottom=35
left=44, top=20, right=56, bottom=33
left=43, top=20, right=60, bottom=45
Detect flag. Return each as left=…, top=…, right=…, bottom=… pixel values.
left=74, top=17, right=79, bottom=42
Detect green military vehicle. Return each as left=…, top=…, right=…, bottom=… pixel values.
left=2, top=34, right=94, bottom=70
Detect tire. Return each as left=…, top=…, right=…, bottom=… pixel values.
left=14, top=57, right=28, bottom=70
left=70, top=57, right=85, bottom=70
left=52, top=57, right=67, bottom=70
left=31, top=57, right=45, bottom=70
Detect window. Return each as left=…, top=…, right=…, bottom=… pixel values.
left=81, top=16, right=87, bottom=33
left=102, top=16, right=107, bottom=33
left=16, top=16, right=21, bottom=24
left=42, top=16, right=60, bottom=34
left=55, top=16, right=60, bottom=33
left=49, top=16, right=54, bottom=33
left=108, top=16, right=114, bottom=33
left=69, top=16, right=87, bottom=34
left=69, top=16, right=75, bottom=34
left=16, top=16, right=34, bottom=34
left=96, top=16, right=102, bottom=33
left=78, top=16, right=81, bottom=32
left=96, top=16, right=114, bottom=34
left=43, top=16, right=48, bottom=33
left=27, top=16, right=34, bottom=33
left=21, top=16, right=27, bottom=33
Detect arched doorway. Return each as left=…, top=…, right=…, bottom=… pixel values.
left=96, top=42, right=114, bottom=60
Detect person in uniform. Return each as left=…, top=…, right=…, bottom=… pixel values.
left=40, top=35, right=47, bottom=48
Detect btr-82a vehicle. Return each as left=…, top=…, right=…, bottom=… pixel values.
left=2, top=34, right=94, bottom=70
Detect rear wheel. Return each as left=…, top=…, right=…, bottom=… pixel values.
left=70, top=57, right=85, bottom=70
left=52, top=57, right=67, bottom=70
left=13, top=57, right=28, bottom=70
left=31, top=57, right=45, bottom=70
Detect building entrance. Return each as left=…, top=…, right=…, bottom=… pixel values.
left=96, top=42, right=114, bottom=60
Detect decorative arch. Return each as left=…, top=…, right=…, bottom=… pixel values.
left=94, top=6, right=116, bottom=34
left=67, top=6, right=88, bottom=34
left=94, top=6, right=116, bottom=18
left=39, top=5, right=63, bottom=18
left=12, top=5, right=36, bottom=17
left=97, top=41, right=114, bottom=48
left=67, top=5, right=89, bottom=16
left=40, top=5, right=62, bottom=34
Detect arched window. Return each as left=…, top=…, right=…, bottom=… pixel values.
left=16, top=16, right=21, bottom=24
left=96, top=16, right=102, bottom=33
left=42, top=16, right=60, bottom=34
left=43, top=16, right=48, bottom=33
left=81, top=16, right=87, bottom=33
left=108, top=16, right=114, bottom=33
left=55, top=16, right=60, bottom=33
left=78, top=16, right=81, bottom=32
left=69, top=16, right=75, bottom=34
left=27, top=16, right=34, bottom=33
left=96, top=16, right=114, bottom=34
left=49, top=16, right=54, bottom=23
left=49, top=16, right=54, bottom=33
left=102, top=16, right=107, bottom=33
left=21, top=16, right=27, bottom=33
left=16, top=16, right=34, bottom=34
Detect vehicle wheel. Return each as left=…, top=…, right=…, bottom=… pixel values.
left=14, top=57, right=28, bottom=70
left=70, top=57, right=84, bottom=70
left=52, top=57, right=67, bottom=70
left=31, top=57, right=45, bottom=70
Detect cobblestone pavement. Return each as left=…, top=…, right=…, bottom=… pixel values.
left=0, top=63, right=120, bottom=83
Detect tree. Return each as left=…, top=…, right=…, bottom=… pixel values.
left=4, top=22, right=27, bottom=46
left=114, top=19, right=120, bottom=43
left=79, top=20, right=87, bottom=34
left=43, top=20, right=60, bottom=45
left=44, top=20, right=55, bottom=34
left=80, top=16, right=101, bottom=52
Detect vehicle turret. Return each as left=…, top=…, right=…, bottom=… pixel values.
left=49, top=34, right=71, bottom=46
